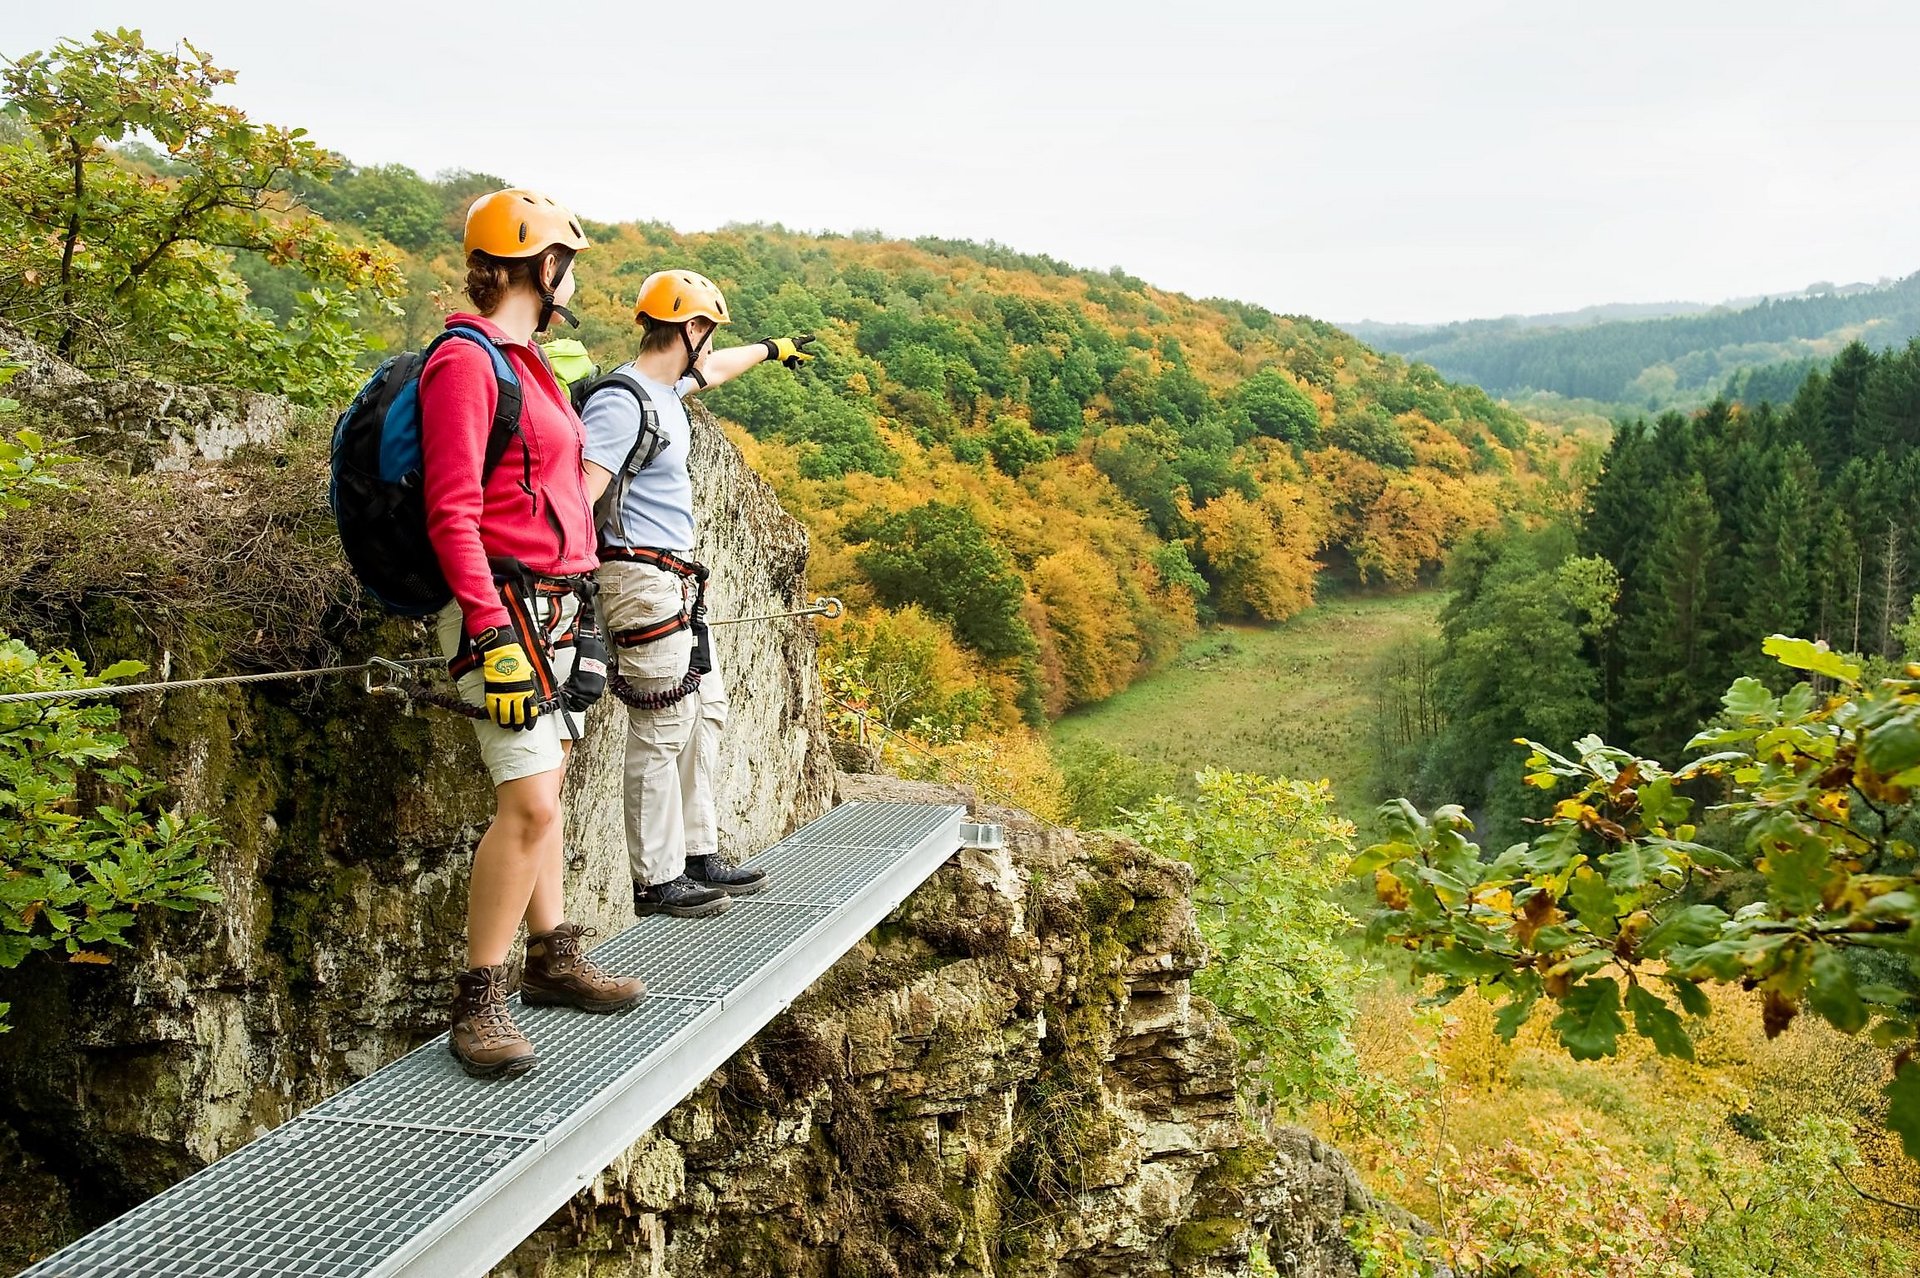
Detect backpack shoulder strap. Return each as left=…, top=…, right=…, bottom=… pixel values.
left=583, top=371, right=670, bottom=472
left=434, top=326, right=526, bottom=483
left=587, top=371, right=672, bottom=543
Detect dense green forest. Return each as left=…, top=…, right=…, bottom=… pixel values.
left=1359, top=275, right=1920, bottom=412
left=1369, top=338, right=1920, bottom=837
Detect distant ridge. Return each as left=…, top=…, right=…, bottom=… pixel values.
left=1345, top=273, right=1920, bottom=409
left=1343, top=277, right=1896, bottom=340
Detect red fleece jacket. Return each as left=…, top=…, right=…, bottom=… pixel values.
left=419, top=313, right=598, bottom=637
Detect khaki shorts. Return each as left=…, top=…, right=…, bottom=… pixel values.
left=596, top=558, right=696, bottom=681
left=435, top=594, right=582, bottom=786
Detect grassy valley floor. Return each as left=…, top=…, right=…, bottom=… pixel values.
left=1049, top=590, right=1442, bottom=821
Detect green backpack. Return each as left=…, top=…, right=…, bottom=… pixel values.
left=543, top=338, right=599, bottom=393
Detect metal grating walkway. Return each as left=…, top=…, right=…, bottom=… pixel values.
left=24, top=801, right=970, bottom=1278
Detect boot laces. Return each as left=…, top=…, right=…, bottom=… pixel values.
left=468, top=971, right=521, bottom=1044
left=567, top=929, right=614, bottom=983
left=539, top=925, right=609, bottom=981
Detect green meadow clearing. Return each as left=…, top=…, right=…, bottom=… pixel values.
left=1049, top=590, right=1442, bottom=819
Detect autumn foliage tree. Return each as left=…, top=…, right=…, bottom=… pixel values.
left=0, top=29, right=399, bottom=402
left=1189, top=486, right=1322, bottom=622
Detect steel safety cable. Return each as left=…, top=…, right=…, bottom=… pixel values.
left=0, top=656, right=451, bottom=707
left=0, top=599, right=849, bottom=708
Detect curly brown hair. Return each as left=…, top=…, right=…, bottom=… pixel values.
left=464, top=248, right=565, bottom=314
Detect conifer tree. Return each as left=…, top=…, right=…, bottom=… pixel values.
left=1619, top=474, right=1728, bottom=759
left=1736, top=444, right=1817, bottom=674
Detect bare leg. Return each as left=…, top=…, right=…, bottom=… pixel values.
left=522, top=740, right=572, bottom=937
left=467, top=765, right=566, bottom=968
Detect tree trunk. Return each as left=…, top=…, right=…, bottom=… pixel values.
left=56, top=140, right=84, bottom=359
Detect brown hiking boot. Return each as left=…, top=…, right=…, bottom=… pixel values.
left=449, top=965, right=537, bottom=1079
left=523, top=922, right=646, bottom=1013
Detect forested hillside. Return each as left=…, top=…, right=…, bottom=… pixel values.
left=1362, top=274, right=1920, bottom=412
left=2, top=89, right=1571, bottom=729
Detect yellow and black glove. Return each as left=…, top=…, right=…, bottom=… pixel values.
left=475, top=626, right=542, bottom=730
left=760, top=334, right=817, bottom=370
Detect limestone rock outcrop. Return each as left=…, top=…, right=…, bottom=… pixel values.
left=1, top=320, right=293, bottom=471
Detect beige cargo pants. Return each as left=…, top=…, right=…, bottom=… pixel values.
left=597, top=558, right=728, bottom=888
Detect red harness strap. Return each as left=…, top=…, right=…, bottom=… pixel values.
left=599, top=546, right=710, bottom=649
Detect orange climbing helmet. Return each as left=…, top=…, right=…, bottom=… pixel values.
left=464, top=189, right=591, bottom=259
left=633, top=270, right=731, bottom=327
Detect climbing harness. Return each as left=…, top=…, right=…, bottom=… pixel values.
left=598, top=546, right=711, bottom=711
left=598, top=547, right=708, bottom=644
left=444, top=562, right=613, bottom=734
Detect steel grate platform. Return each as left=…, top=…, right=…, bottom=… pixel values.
left=28, top=1119, right=540, bottom=1278
left=23, top=801, right=971, bottom=1278
left=590, top=899, right=833, bottom=999
left=307, top=995, right=711, bottom=1138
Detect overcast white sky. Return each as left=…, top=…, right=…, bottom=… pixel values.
left=7, top=1, right=1918, bottom=324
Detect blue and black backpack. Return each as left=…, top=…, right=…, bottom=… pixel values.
left=329, top=326, right=526, bottom=615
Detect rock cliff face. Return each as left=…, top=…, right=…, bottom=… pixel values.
left=0, top=335, right=1380, bottom=1277
left=495, top=776, right=1377, bottom=1278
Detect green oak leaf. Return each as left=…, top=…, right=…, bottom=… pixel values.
left=1566, top=865, right=1618, bottom=937
left=1600, top=842, right=1670, bottom=890
left=1626, top=983, right=1694, bottom=1059
left=1721, top=676, right=1773, bottom=719
left=1640, top=903, right=1728, bottom=957
left=1887, top=1060, right=1920, bottom=1161
left=1552, top=977, right=1627, bottom=1061
left=1419, top=944, right=1510, bottom=985
left=1636, top=776, right=1692, bottom=826
left=1758, top=836, right=1835, bottom=917
left=1663, top=974, right=1712, bottom=1018
left=1529, top=924, right=1580, bottom=953
left=1345, top=843, right=1404, bottom=878
left=1762, top=634, right=1861, bottom=685
left=1764, top=839, right=1832, bottom=915
left=1806, top=948, right=1868, bottom=1034
left=1494, top=988, right=1539, bottom=1041
left=1374, top=799, right=1426, bottom=843
left=1863, top=711, right=1920, bottom=778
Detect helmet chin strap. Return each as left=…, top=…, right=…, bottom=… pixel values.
left=680, top=325, right=711, bottom=388
left=535, top=249, right=579, bottom=334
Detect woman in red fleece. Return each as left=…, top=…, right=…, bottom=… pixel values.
left=420, top=189, right=644, bottom=1079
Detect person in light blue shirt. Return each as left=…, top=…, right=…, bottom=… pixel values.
left=581, top=268, right=816, bottom=918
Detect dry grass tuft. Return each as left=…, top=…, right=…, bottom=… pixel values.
left=0, top=424, right=366, bottom=668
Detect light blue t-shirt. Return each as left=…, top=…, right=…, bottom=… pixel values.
left=580, top=365, right=699, bottom=551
